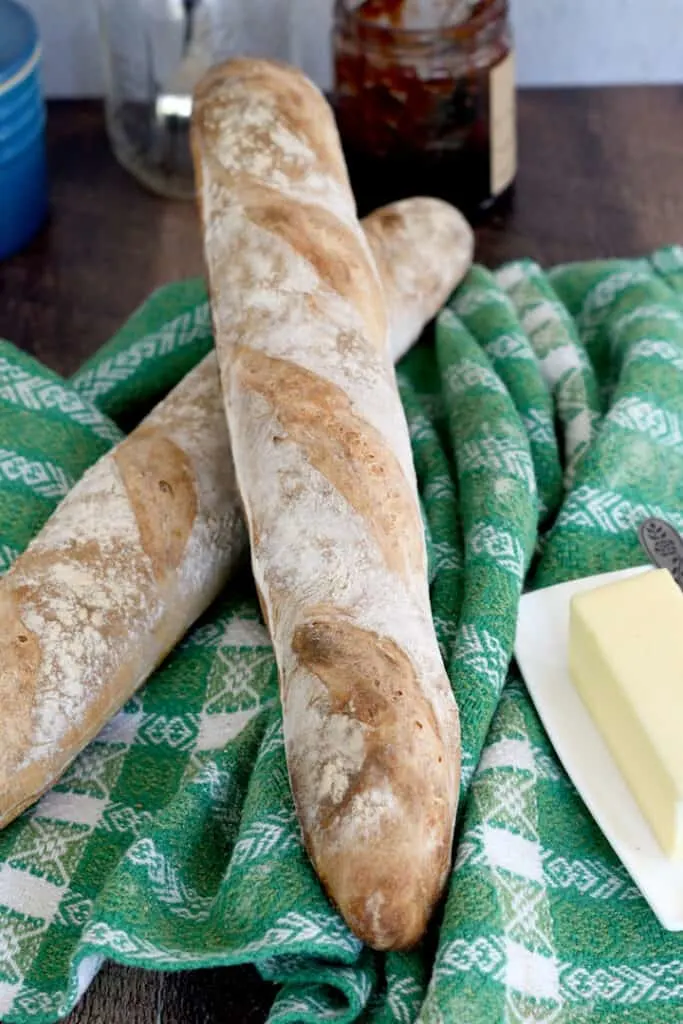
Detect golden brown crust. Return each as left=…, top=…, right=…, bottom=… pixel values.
left=243, top=186, right=386, bottom=350
left=362, top=197, right=474, bottom=362
left=0, top=602, right=185, bottom=830
left=364, top=204, right=455, bottom=318
left=0, top=590, right=40, bottom=782
left=115, top=431, right=198, bottom=581
left=291, top=617, right=457, bottom=949
left=234, top=346, right=424, bottom=581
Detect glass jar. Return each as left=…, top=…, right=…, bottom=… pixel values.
left=333, top=0, right=516, bottom=218
left=97, top=0, right=295, bottom=199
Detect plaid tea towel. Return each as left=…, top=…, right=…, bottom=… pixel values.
left=2, top=248, right=683, bottom=1023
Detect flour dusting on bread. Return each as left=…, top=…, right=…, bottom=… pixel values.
left=193, top=58, right=462, bottom=951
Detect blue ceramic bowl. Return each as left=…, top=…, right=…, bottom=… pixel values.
left=0, top=0, right=48, bottom=260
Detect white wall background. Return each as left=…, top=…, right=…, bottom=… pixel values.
left=21, top=0, right=683, bottom=98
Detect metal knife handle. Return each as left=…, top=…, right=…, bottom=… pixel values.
left=638, top=517, right=683, bottom=589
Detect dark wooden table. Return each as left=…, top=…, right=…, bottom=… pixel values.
left=3, top=88, right=683, bottom=379
left=1, top=87, right=682, bottom=1021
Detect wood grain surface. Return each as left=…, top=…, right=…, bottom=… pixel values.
left=0, top=87, right=682, bottom=1021
left=3, top=88, right=683, bottom=379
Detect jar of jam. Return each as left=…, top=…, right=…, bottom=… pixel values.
left=333, top=0, right=516, bottom=218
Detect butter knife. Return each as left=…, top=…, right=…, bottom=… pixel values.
left=638, top=517, right=683, bottom=590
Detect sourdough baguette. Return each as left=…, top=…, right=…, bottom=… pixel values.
left=0, top=357, right=240, bottom=829
left=192, top=59, right=461, bottom=950
left=0, top=198, right=472, bottom=831
left=362, top=197, right=473, bottom=362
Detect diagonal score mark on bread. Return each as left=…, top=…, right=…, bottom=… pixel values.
left=243, top=187, right=388, bottom=352
left=233, top=346, right=424, bottom=582
left=291, top=617, right=449, bottom=834
left=291, top=617, right=454, bottom=947
left=115, top=431, right=198, bottom=580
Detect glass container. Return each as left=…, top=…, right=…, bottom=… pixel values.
left=333, top=0, right=516, bottom=217
left=97, top=0, right=294, bottom=199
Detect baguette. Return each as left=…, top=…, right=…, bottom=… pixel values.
left=192, top=59, right=462, bottom=950
left=362, top=197, right=473, bottom=362
left=0, top=198, right=472, bottom=830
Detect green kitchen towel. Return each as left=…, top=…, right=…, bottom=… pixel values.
left=1, top=248, right=683, bottom=1023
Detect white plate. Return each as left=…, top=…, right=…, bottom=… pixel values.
left=514, top=565, right=683, bottom=931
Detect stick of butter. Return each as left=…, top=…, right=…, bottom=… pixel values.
left=569, top=569, right=683, bottom=859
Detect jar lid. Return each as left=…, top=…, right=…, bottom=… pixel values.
left=0, top=0, right=41, bottom=95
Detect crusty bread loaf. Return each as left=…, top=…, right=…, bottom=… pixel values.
left=192, top=59, right=461, bottom=950
left=0, top=197, right=471, bottom=831
left=362, top=197, right=473, bottom=362
left=0, top=355, right=241, bottom=828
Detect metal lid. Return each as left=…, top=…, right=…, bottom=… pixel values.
left=0, top=0, right=41, bottom=95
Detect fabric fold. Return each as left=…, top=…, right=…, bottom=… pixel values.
left=2, top=250, right=683, bottom=1023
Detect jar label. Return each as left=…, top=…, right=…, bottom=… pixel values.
left=490, top=50, right=517, bottom=197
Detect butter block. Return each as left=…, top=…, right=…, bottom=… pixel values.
left=569, top=569, right=683, bottom=859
